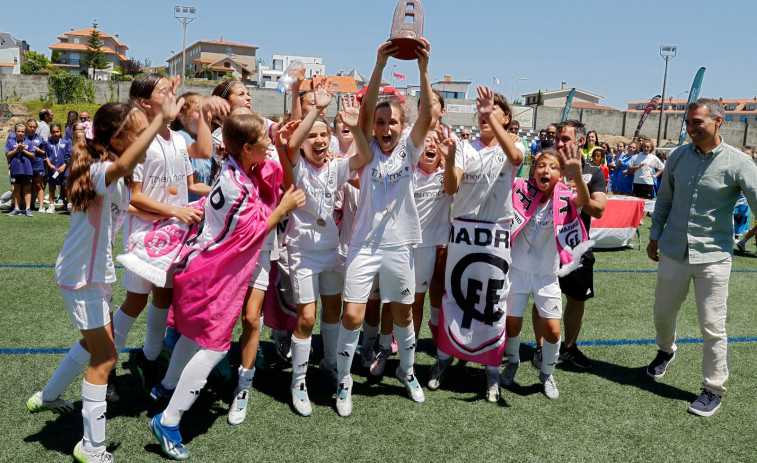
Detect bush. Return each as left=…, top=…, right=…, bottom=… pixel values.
left=48, top=69, right=89, bottom=104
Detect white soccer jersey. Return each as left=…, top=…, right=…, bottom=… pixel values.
left=630, top=153, right=664, bottom=185
left=286, top=156, right=353, bottom=250
left=338, top=182, right=360, bottom=256
left=413, top=167, right=452, bottom=248
left=56, top=162, right=130, bottom=289
left=453, top=138, right=524, bottom=223
left=511, top=200, right=560, bottom=276
left=349, top=128, right=423, bottom=247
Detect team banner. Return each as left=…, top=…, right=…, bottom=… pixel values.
left=561, top=88, right=576, bottom=122
left=262, top=256, right=297, bottom=331
left=678, top=67, right=706, bottom=146
left=633, top=95, right=661, bottom=138
left=438, top=219, right=509, bottom=366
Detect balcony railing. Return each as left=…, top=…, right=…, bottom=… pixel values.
left=52, top=58, right=81, bottom=66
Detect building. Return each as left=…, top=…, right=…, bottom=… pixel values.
left=49, top=28, right=128, bottom=80
left=300, top=76, right=357, bottom=94
left=257, top=55, right=325, bottom=89
left=522, top=82, right=617, bottom=110
left=0, top=32, right=28, bottom=75
left=626, top=97, right=757, bottom=125
left=404, top=79, right=472, bottom=99
left=167, top=37, right=258, bottom=81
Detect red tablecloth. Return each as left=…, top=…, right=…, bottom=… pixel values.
left=590, top=197, right=646, bottom=248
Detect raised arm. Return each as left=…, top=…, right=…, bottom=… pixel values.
left=274, top=120, right=303, bottom=189
left=476, top=85, right=523, bottom=166
left=189, top=96, right=229, bottom=159
left=289, top=65, right=307, bottom=122
left=285, top=76, right=334, bottom=167
left=339, top=94, right=373, bottom=171
left=438, top=125, right=462, bottom=194
left=409, top=38, right=432, bottom=149
left=360, top=42, right=399, bottom=139
left=563, top=143, right=591, bottom=209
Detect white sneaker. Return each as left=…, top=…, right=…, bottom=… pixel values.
left=74, top=440, right=113, bottom=462
left=485, top=368, right=500, bottom=403
left=227, top=389, right=249, bottom=425
left=46, top=205, right=55, bottom=213
left=499, top=360, right=520, bottom=387
left=291, top=382, right=312, bottom=417
left=540, top=372, right=559, bottom=400
left=396, top=366, right=425, bottom=403
left=427, top=356, right=452, bottom=391
left=369, top=347, right=391, bottom=376
left=335, top=377, right=353, bottom=417
left=38, top=206, right=44, bottom=213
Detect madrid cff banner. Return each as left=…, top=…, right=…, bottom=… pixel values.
left=633, top=95, right=661, bottom=138
left=561, top=88, right=576, bottom=122
left=678, top=67, right=707, bottom=146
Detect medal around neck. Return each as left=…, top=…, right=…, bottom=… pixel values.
left=316, top=217, right=327, bottom=227
left=167, top=186, right=179, bottom=195
left=389, top=0, right=424, bottom=60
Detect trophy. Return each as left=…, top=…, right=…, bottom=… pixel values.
left=388, top=0, right=424, bottom=60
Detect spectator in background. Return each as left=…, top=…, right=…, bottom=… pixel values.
left=44, top=123, right=71, bottom=213
left=80, top=111, right=94, bottom=140
left=627, top=140, right=664, bottom=200
left=37, top=109, right=53, bottom=141
left=509, top=120, right=529, bottom=174
left=534, top=124, right=557, bottom=155
left=581, top=130, right=600, bottom=159
left=460, top=128, right=472, bottom=140
left=531, top=129, right=546, bottom=155
left=591, top=148, right=609, bottom=191
left=64, top=110, right=79, bottom=141
left=25, top=119, right=49, bottom=212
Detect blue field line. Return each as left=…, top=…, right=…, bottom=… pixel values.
left=3, top=337, right=757, bottom=355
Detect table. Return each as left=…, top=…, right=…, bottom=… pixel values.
left=590, top=197, right=646, bottom=249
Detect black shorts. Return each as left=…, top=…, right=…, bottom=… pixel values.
left=558, top=251, right=595, bottom=301
left=633, top=183, right=654, bottom=199
left=10, top=174, right=33, bottom=186
left=32, top=169, right=46, bottom=178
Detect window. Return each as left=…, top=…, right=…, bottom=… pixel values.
left=272, top=59, right=283, bottom=71
left=224, top=62, right=230, bottom=68
left=678, top=104, right=685, bottom=110
left=226, top=47, right=232, bottom=56
left=747, top=104, right=755, bottom=110
left=740, top=116, right=747, bottom=122
left=636, top=105, right=643, bottom=110
left=727, top=104, right=736, bottom=110
left=725, top=115, right=733, bottom=121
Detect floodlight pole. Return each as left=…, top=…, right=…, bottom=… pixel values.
left=174, top=6, right=197, bottom=79
left=657, top=45, right=676, bottom=147
left=510, top=77, right=526, bottom=103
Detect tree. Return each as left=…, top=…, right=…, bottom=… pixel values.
left=196, top=64, right=213, bottom=79
left=83, top=20, right=110, bottom=77
left=536, top=90, right=543, bottom=106
left=20, top=51, right=51, bottom=75
left=120, top=58, right=142, bottom=76
left=51, top=50, right=61, bottom=64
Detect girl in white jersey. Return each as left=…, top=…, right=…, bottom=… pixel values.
left=112, top=74, right=214, bottom=399
left=428, top=86, right=525, bottom=403
left=333, top=39, right=433, bottom=417
left=26, top=98, right=182, bottom=463
left=275, top=83, right=372, bottom=416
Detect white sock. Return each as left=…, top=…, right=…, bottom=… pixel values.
left=291, top=335, right=311, bottom=386
left=43, top=342, right=90, bottom=402
left=336, top=324, right=360, bottom=384
left=162, top=335, right=200, bottom=390
left=429, top=306, right=440, bottom=326
left=81, top=380, right=107, bottom=453
left=361, top=322, right=379, bottom=353
left=393, top=323, right=416, bottom=376
left=143, top=302, right=169, bottom=361
left=378, top=333, right=393, bottom=350
left=112, top=309, right=136, bottom=361
left=436, top=349, right=451, bottom=361
left=504, top=333, right=521, bottom=364
left=235, top=366, right=255, bottom=395
left=161, top=348, right=226, bottom=427
left=320, top=321, right=339, bottom=369
left=541, top=339, right=560, bottom=376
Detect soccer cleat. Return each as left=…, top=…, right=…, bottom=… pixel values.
left=369, top=347, right=392, bottom=377
left=45, top=205, right=55, bottom=214
left=255, top=344, right=267, bottom=370
left=646, top=350, right=675, bottom=379
left=227, top=389, right=249, bottom=425
left=736, top=241, right=746, bottom=253
left=427, top=356, right=453, bottom=391
left=688, top=388, right=722, bottom=417
left=150, top=382, right=174, bottom=402
left=149, top=413, right=189, bottom=460
left=106, top=370, right=120, bottom=403
left=335, top=378, right=353, bottom=417
left=499, top=360, right=520, bottom=387
left=396, top=366, right=425, bottom=403
left=275, top=334, right=292, bottom=364
left=25, top=209, right=33, bottom=217
left=26, top=391, right=74, bottom=414
left=136, top=349, right=161, bottom=393
left=55, top=198, right=65, bottom=206
left=532, top=346, right=542, bottom=370
left=318, top=359, right=338, bottom=389
left=73, top=440, right=113, bottom=463
left=485, top=368, right=500, bottom=403
left=8, top=209, right=22, bottom=216
left=360, top=346, right=374, bottom=369
left=291, top=382, right=312, bottom=417
left=539, top=372, right=559, bottom=400
left=560, top=344, right=593, bottom=369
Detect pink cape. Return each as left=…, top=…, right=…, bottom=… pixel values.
left=168, top=157, right=282, bottom=351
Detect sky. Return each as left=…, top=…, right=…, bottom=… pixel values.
left=3, top=0, right=756, bottom=110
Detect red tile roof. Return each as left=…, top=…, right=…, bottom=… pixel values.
left=49, top=43, right=127, bottom=61
left=300, top=76, right=357, bottom=93
left=56, top=28, right=128, bottom=48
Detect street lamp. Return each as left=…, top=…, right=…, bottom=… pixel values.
left=511, top=77, right=527, bottom=103
left=174, top=6, right=197, bottom=79
left=675, top=90, right=689, bottom=116
left=656, top=45, right=677, bottom=146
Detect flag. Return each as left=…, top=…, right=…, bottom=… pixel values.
left=493, top=76, right=500, bottom=86
left=634, top=95, right=661, bottom=138
left=393, top=72, right=406, bottom=80
left=561, top=88, right=576, bottom=122
left=443, top=75, right=452, bottom=83
left=678, top=67, right=706, bottom=146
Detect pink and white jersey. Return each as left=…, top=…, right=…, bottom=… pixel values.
left=453, top=138, right=524, bottom=223
left=413, top=167, right=452, bottom=248
left=56, top=162, right=130, bottom=289
left=286, top=156, right=353, bottom=251
left=349, top=128, right=424, bottom=247
left=511, top=200, right=560, bottom=276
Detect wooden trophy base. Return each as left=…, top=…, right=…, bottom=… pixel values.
left=389, top=36, right=423, bottom=60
